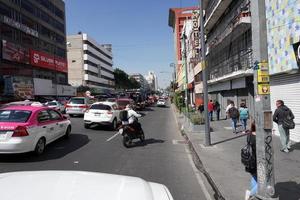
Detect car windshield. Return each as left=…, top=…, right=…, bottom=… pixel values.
left=117, top=100, right=130, bottom=106
left=0, top=110, right=32, bottom=122
left=69, top=98, right=85, bottom=104
left=90, top=104, right=111, bottom=110
left=47, top=102, right=58, bottom=106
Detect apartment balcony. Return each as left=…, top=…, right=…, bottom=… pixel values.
left=204, top=0, right=234, bottom=32
left=208, top=49, right=253, bottom=84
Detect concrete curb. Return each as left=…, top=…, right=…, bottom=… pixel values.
left=171, top=104, right=225, bottom=200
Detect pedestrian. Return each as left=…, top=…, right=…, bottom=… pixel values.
left=239, top=103, right=249, bottom=133
left=198, top=103, right=204, bottom=114
left=214, top=100, right=221, bottom=121
left=225, top=101, right=234, bottom=120
left=208, top=100, right=214, bottom=121
left=273, top=100, right=295, bottom=153
left=243, top=121, right=257, bottom=200
left=228, top=102, right=239, bottom=133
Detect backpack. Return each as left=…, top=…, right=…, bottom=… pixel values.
left=241, top=135, right=256, bottom=173
left=282, top=109, right=295, bottom=129
left=239, top=108, right=249, bottom=119
left=119, top=110, right=128, bottom=121
left=229, top=107, right=239, bottom=118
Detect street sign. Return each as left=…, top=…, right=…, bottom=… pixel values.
left=258, top=84, right=270, bottom=95
left=257, top=69, right=270, bottom=83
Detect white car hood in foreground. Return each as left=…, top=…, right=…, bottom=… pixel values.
left=0, top=171, right=173, bottom=200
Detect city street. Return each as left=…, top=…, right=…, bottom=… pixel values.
left=0, top=104, right=206, bottom=200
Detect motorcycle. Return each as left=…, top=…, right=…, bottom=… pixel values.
left=118, top=118, right=145, bottom=148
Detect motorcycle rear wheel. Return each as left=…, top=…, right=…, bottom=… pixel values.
left=123, top=134, right=132, bottom=148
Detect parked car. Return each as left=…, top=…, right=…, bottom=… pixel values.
left=65, top=97, right=91, bottom=117
left=116, top=98, right=135, bottom=110
left=45, top=101, right=65, bottom=113
left=0, top=106, right=71, bottom=155
left=157, top=99, right=166, bottom=107
left=84, top=102, right=120, bottom=130
left=0, top=101, right=44, bottom=109
left=0, top=171, right=174, bottom=200
left=105, top=98, right=117, bottom=103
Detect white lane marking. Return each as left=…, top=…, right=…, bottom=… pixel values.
left=74, top=161, right=79, bottom=164
left=106, top=132, right=121, bottom=142
left=184, top=146, right=213, bottom=200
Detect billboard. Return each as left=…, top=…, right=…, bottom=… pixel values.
left=2, top=40, right=30, bottom=64
left=30, top=50, right=68, bottom=73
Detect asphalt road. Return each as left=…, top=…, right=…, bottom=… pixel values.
left=0, top=103, right=207, bottom=200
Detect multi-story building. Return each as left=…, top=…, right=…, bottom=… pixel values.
left=0, top=0, right=75, bottom=100
left=168, top=7, right=198, bottom=93
left=130, top=73, right=149, bottom=92
left=266, top=0, right=300, bottom=142
left=202, top=0, right=253, bottom=118
left=67, top=33, right=115, bottom=94
left=145, top=71, right=157, bottom=92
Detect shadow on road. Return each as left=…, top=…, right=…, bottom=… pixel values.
left=290, top=142, right=300, bottom=151
left=132, top=138, right=165, bottom=147
left=275, top=181, right=300, bottom=200
left=142, top=107, right=155, bottom=112
left=211, top=133, right=247, bottom=145
left=0, top=133, right=90, bottom=163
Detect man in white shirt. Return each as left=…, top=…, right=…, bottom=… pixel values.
left=125, top=104, right=141, bottom=124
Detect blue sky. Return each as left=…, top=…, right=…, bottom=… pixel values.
left=65, top=0, right=198, bottom=88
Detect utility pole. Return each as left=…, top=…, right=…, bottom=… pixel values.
left=182, top=34, right=189, bottom=113
left=170, top=63, right=176, bottom=92
left=199, top=0, right=211, bottom=146
left=251, top=0, right=276, bottom=199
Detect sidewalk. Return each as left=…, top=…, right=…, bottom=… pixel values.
left=172, top=105, right=300, bottom=200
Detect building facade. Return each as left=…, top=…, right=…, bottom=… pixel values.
left=67, top=33, right=115, bottom=94
left=168, top=7, right=198, bottom=93
left=145, top=71, right=157, bottom=92
left=130, top=73, right=149, bottom=92
left=266, top=0, right=300, bottom=142
left=203, top=0, right=253, bottom=119
left=0, top=0, right=75, bottom=100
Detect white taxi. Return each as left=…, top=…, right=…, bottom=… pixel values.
left=0, top=105, right=71, bottom=155
left=84, top=102, right=120, bottom=130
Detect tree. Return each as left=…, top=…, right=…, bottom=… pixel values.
left=114, top=68, right=141, bottom=89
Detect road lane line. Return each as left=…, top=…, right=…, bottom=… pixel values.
left=184, top=147, right=213, bottom=200
left=106, top=132, right=120, bottom=142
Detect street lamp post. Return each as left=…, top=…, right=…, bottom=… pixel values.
left=199, top=0, right=211, bottom=146
left=170, top=63, right=176, bottom=91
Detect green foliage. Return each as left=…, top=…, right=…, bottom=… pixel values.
left=114, top=68, right=141, bottom=89
left=77, top=85, right=90, bottom=93
left=189, top=113, right=205, bottom=125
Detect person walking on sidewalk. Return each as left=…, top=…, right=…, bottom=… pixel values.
left=225, top=101, right=234, bottom=120
left=239, top=103, right=249, bottom=133
left=273, top=100, right=295, bottom=153
left=208, top=100, right=214, bottom=121
left=243, top=122, right=257, bottom=200
left=214, top=100, right=221, bottom=121
left=228, top=102, right=239, bottom=134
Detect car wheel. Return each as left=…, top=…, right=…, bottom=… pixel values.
left=84, top=124, right=90, bottom=129
left=111, top=118, right=117, bottom=131
left=34, top=138, right=46, bottom=155
left=64, top=126, right=71, bottom=139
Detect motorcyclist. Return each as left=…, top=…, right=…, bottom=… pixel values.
left=124, top=104, right=142, bottom=132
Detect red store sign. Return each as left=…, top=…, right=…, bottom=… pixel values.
left=30, top=50, right=67, bottom=73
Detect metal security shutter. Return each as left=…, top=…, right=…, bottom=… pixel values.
left=270, top=72, right=300, bottom=142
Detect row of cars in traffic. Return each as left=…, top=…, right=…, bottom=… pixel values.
left=0, top=96, right=174, bottom=200
left=0, top=95, right=168, bottom=155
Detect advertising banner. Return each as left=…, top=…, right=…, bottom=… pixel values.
left=2, top=40, right=30, bottom=64
left=12, top=76, right=34, bottom=99
left=30, top=50, right=67, bottom=73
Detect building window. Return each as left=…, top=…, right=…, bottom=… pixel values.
left=1, top=25, right=15, bottom=40
left=0, top=2, right=13, bottom=18
left=21, top=14, right=37, bottom=30
left=21, top=0, right=36, bottom=15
